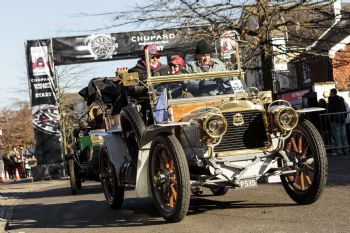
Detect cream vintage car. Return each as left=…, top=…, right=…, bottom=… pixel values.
left=95, top=48, right=327, bottom=223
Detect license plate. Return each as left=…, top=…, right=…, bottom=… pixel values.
left=239, top=179, right=258, bottom=189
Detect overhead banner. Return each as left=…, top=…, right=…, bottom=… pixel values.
left=51, top=26, right=211, bottom=65
left=26, top=39, right=63, bottom=180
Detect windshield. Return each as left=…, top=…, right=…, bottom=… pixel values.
left=149, top=71, right=246, bottom=100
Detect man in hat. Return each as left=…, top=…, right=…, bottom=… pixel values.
left=185, top=40, right=226, bottom=73
left=129, top=44, right=168, bottom=82
left=185, top=40, right=228, bottom=96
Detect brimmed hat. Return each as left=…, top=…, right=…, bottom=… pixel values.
left=169, top=55, right=185, bottom=70
left=144, top=44, right=162, bottom=57
left=195, top=40, right=214, bottom=54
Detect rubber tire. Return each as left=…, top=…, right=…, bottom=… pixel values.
left=149, top=134, right=191, bottom=222
left=210, top=186, right=229, bottom=196
left=280, top=120, right=328, bottom=205
left=100, top=147, right=124, bottom=209
left=120, top=105, right=146, bottom=146
left=68, top=159, right=79, bottom=195
left=120, top=105, right=146, bottom=164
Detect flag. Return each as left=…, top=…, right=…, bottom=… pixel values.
left=153, top=88, right=170, bottom=123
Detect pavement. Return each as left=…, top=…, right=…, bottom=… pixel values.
left=0, top=155, right=349, bottom=232
left=0, top=178, right=68, bottom=232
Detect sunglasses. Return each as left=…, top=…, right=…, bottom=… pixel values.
left=150, top=55, right=160, bottom=59
left=169, top=63, right=180, bottom=68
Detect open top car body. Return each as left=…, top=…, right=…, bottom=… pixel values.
left=89, top=47, right=328, bottom=223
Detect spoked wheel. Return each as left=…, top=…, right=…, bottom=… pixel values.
left=149, top=135, right=190, bottom=222
left=281, top=120, right=328, bottom=204
left=210, top=186, right=229, bottom=196
left=100, top=146, right=124, bottom=209
left=68, top=158, right=81, bottom=195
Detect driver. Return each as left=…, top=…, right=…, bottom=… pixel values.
left=184, top=40, right=229, bottom=96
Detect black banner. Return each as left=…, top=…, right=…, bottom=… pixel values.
left=26, top=40, right=63, bottom=179
left=52, top=26, right=212, bottom=65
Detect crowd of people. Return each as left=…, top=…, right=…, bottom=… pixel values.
left=0, top=144, right=35, bottom=181
left=314, top=88, right=350, bottom=156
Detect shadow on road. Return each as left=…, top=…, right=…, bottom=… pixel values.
left=188, top=198, right=296, bottom=216
left=326, top=156, right=350, bottom=186
left=8, top=183, right=299, bottom=231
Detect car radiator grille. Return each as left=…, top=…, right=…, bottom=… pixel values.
left=215, top=110, right=269, bottom=152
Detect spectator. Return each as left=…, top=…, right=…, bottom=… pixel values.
left=0, top=146, right=4, bottom=182
left=328, top=88, right=349, bottom=156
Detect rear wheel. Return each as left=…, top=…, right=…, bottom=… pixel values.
left=100, top=147, right=124, bottom=209
left=280, top=120, right=328, bottom=204
left=68, top=159, right=81, bottom=195
left=120, top=105, right=146, bottom=163
left=149, top=135, right=190, bottom=222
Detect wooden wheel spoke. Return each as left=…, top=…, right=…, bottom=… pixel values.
left=300, top=172, right=305, bottom=191
left=301, top=145, right=309, bottom=158
left=305, top=175, right=312, bottom=186
left=290, top=137, right=298, bottom=152
left=292, top=172, right=301, bottom=190
left=285, top=141, right=291, bottom=152
left=298, top=135, right=303, bottom=153
left=171, top=184, right=177, bottom=201
left=159, top=150, right=167, bottom=171
left=169, top=187, right=174, bottom=208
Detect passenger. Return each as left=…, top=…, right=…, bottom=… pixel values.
left=167, top=55, right=193, bottom=98
left=129, top=44, right=168, bottom=81
left=127, top=44, right=168, bottom=124
left=169, top=55, right=185, bottom=75
left=185, top=40, right=228, bottom=96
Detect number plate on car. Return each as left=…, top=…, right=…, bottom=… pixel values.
left=239, top=179, right=257, bottom=189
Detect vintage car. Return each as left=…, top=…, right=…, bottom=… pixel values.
left=66, top=107, right=104, bottom=195
left=85, top=48, right=328, bottom=223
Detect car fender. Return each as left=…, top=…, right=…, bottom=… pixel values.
left=135, top=142, right=152, bottom=197
left=136, top=124, right=189, bottom=197
left=102, top=132, right=131, bottom=185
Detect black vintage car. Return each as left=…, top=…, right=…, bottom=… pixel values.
left=66, top=106, right=105, bottom=195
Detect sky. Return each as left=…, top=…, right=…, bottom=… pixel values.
left=1, top=0, right=350, bottom=109
left=0, top=0, right=141, bottom=108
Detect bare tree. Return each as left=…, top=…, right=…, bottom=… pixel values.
left=83, top=0, right=345, bottom=91
left=0, top=102, right=34, bottom=150
left=56, top=65, right=90, bottom=154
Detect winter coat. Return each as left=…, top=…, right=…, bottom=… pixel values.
left=328, top=95, right=347, bottom=123
left=184, top=58, right=228, bottom=96
left=185, top=58, right=227, bottom=73
left=129, top=60, right=168, bottom=82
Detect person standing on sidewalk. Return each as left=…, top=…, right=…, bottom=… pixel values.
left=328, top=88, right=349, bottom=156
left=0, top=147, right=4, bottom=182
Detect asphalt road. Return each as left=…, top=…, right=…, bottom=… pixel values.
left=4, top=156, right=350, bottom=233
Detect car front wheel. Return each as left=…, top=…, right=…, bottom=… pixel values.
left=280, top=120, right=328, bottom=204
left=149, top=135, right=190, bottom=222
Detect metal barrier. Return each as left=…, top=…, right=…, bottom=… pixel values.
left=319, top=111, right=350, bottom=155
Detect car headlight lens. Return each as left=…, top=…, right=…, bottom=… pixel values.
left=204, top=114, right=227, bottom=138
left=276, top=107, right=298, bottom=131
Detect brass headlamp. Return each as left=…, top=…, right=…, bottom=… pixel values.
left=268, top=100, right=298, bottom=134
left=203, top=114, right=227, bottom=139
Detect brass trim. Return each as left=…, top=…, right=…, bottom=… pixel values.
left=232, top=113, right=244, bottom=126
